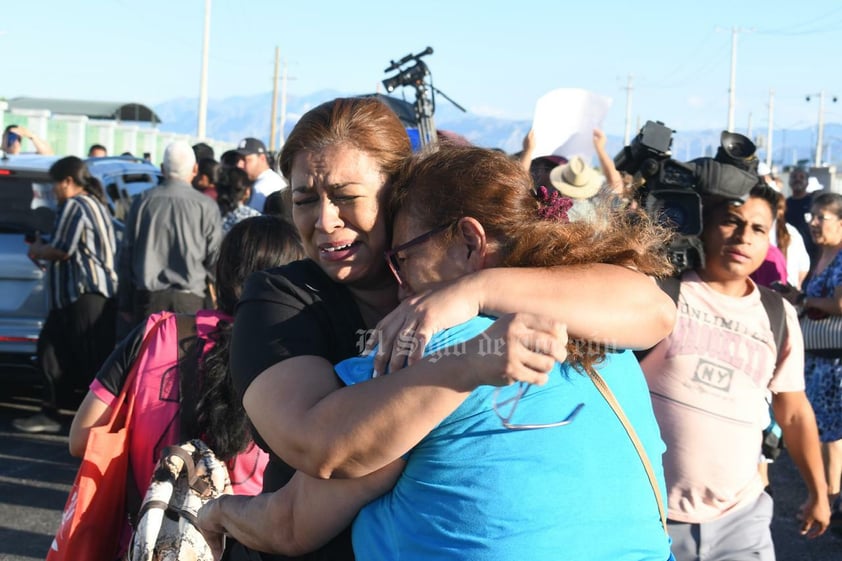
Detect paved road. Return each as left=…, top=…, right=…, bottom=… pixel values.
left=0, top=374, right=840, bottom=561
left=0, top=374, right=79, bottom=561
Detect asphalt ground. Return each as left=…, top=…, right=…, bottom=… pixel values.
left=0, top=372, right=840, bottom=561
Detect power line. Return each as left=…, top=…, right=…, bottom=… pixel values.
left=753, top=7, right=842, bottom=35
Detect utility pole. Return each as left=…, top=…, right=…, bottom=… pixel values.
left=623, top=74, right=634, bottom=145
left=726, top=27, right=738, bottom=132
left=807, top=91, right=839, bottom=166
left=269, top=47, right=280, bottom=152
left=279, top=59, right=289, bottom=149
left=197, top=0, right=211, bottom=139
left=725, top=27, right=752, bottom=133
left=766, top=89, right=774, bottom=168
left=746, top=111, right=752, bottom=139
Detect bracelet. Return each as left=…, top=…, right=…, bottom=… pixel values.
left=797, top=293, right=806, bottom=306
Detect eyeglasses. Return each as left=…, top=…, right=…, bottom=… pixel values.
left=384, top=222, right=454, bottom=287
left=807, top=212, right=840, bottom=224
left=492, top=382, right=585, bottom=430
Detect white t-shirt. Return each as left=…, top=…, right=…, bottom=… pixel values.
left=640, top=271, right=804, bottom=523
left=770, top=222, right=811, bottom=289
left=248, top=168, right=285, bottom=212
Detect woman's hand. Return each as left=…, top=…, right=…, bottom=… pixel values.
left=771, top=281, right=804, bottom=307
left=461, top=312, right=569, bottom=388
left=365, top=280, right=480, bottom=375
left=593, top=128, right=607, bottom=151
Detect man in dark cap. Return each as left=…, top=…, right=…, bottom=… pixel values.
left=236, top=137, right=284, bottom=212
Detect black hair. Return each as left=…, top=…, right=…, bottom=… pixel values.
left=811, top=191, right=842, bottom=218
left=216, top=167, right=251, bottom=216
left=220, top=149, right=242, bottom=168
left=748, top=182, right=779, bottom=216
left=262, top=189, right=293, bottom=221
left=88, top=144, right=107, bottom=156
left=48, top=156, right=107, bottom=205
left=196, top=157, right=220, bottom=185
left=193, top=142, right=215, bottom=162
left=195, top=216, right=305, bottom=459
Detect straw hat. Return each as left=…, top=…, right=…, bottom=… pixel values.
left=548, top=156, right=602, bottom=199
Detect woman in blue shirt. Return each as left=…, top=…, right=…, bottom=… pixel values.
left=202, top=146, right=675, bottom=560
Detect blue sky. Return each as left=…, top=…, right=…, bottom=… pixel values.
left=4, top=0, right=842, bottom=140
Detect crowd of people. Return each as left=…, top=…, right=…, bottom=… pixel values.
left=6, top=94, right=842, bottom=561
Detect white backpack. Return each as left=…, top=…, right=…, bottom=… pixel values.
left=128, top=439, right=231, bottom=561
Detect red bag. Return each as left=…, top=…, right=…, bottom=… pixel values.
left=47, top=318, right=168, bottom=561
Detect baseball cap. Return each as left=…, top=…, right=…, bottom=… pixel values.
left=236, top=137, right=266, bottom=156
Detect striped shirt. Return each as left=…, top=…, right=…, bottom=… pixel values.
left=48, top=193, right=118, bottom=309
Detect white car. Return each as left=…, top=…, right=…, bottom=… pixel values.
left=0, top=154, right=161, bottom=377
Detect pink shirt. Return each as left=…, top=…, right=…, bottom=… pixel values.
left=640, top=271, right=804, bottom=523
left=91, top=311, right=267, bottom=496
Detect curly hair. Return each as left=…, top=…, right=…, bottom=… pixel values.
left=389, top=146, right=674, bottom=371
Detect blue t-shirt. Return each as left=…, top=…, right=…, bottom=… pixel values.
left=335, top=316, right=672, bottom=561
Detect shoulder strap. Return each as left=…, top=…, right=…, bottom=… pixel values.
left=756, top=285, right=788, bottom=366
left=585, top=365, right=668, bottom=533
left=633, top=276, right=681, bottom=362
left=175, top=314, right=202, bottom=442
left=655, top=275, right=681, bottom=304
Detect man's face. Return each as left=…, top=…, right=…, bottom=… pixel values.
left=238, top=153, right=267, bottom=180
left=700, top=197, right=773, bottom=283
left=789, top=170, right=808, bottom=195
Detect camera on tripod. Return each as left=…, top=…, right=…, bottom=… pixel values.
left=614, top=120, right=761, bottom=272
left=382, top=47, right=433, bottom=93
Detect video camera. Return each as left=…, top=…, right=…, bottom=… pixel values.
left=614, top=120, right=760, bottom=272
left=382, top=47, right=434, bottom=93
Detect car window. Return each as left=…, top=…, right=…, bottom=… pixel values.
left=0, top=176, right=56, bottom=234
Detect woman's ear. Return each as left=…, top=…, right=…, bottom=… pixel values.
left=456, top=217, right=488, bottom=269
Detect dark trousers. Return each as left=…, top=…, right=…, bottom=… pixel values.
left=37, top=293, right=118, bottom=412
left=133, top=289, right=205, bottom=322
left=117, top=289, right=206, bottom=340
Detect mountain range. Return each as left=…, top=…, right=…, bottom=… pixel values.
left=153, top=90, right=842, bottom=169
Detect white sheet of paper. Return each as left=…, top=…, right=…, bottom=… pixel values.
left=531, top=89, right=613, bottom=162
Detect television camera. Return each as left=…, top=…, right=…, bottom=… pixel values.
left=614, top=120, right=761, bottom=273
left=382, top=47, right=466, bottom=149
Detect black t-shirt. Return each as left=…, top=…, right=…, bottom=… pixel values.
left=785, top=194, right=816, bottom=261
left=230, top=259, right=366, bottom=561
left=95, top=321, right=148, bottom=395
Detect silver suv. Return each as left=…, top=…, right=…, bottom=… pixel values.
left=0, top=154, right=162, bottom=376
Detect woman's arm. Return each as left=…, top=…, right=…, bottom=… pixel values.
left=68, top=391, right=112, bottom=456
left=27, top=238, right=69, bottom=262
left=198, top=461, right=403, bottom=558
left=368, top=264, right=676, bottom=374
left=244, top=313, right=566, bottom=479
left=803, top=285, right=842, bottom=316
left=593, top=129, right=624, bottom=194
left=518, top=129, right=535, bottom=172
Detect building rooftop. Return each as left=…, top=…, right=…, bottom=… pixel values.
left=6, top=97, right=161, bottom=124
